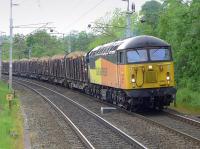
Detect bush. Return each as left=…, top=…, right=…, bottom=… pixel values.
left=176, top=88, right=200, bottom=113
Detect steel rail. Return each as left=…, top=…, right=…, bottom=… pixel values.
left=14, top=81, right=95, bottom=149
left=163, top=110, right=200, bottom=128
left=106, top=103, right=200, bottom=145
left=120, top=110, right=200, bottom=146
left=133, top=113, right=200, bottom=145
left=15, top=79, right=147, bottom=149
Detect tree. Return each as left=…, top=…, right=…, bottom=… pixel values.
left=155, top=0, right=200, bottom=90
left=88, top=9, right=127, bottom=49
left=138, top=0, right=162, bottom=36
left=13, top=34, right=28, bottom=59
left=64, top=31, right=95, bottom=52
left=26, top=30, right=65, bottom=57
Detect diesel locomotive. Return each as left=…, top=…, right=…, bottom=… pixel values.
left=2, top=35, right=177, bottom=111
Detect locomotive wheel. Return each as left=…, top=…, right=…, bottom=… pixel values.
left=131, top=105, right=140, bottom=112
left=157, top=105, right=164, bottom=111
left=130, top=100, right=140, bottom=112
left=124, top=102, right=131, bottom=110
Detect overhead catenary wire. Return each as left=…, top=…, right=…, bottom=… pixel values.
left=14, top=22, right=54, bottom=27
left=15, top=0, right=36, bottom=4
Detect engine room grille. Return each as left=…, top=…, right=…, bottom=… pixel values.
left=146, top=71, right=157, bottom=83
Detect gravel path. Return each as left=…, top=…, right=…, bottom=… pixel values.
left=14, top=83, right=85, bottom=149
left=19, top=78, right=200, bottom=149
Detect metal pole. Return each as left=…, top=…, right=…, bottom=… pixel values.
left=28, top=46, right=32, bottom=59
left=9, top=0, right=13, bottom=91
left=126, top=0, right=131, bottom=38
left=0, top=34, right=2, bottom=80
left=68, top=33, right=71, bottom=53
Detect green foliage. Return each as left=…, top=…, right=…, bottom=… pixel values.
left=13, top=34, right=28, bottom=59
left=176, top=88, right=200, bottom=113
left=139, top=0, right=162, bottom=35
left=156, top=0, right=200, bottom=92
left=65, top=31, right=95, bottom=52
left=1, top=30, right=96, bottom=59
left=26, top=30, right=65, bottom=57
left=0, top=81, right=23, bottom=149
left=88, top=9, right=129, bottom=48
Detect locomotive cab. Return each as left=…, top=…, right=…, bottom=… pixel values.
left=117, top=36, right=176, bottom=109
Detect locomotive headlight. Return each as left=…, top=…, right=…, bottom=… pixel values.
left=131, top=78, right=136, bottom=83
left=166, top=76, right=170, bottom=81
left=131, top=74, right=136, bottom=83
left=148, top=65, right=153, bottom=70
left=166, top=72, right=170, bottom=81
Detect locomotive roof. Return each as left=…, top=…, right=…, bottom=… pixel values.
left=118, top=35, right=170, bottom=50
left=88, top=35, right=170, bottom=57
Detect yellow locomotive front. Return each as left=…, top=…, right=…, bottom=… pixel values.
left=117, top=36, right=176, bottom=110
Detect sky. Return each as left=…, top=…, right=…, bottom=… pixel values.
left=0, top=0, right=159, bottom=35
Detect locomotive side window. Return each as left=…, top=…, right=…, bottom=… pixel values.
left=127, top=50, right=148, bottom=63
left=150, top=48, right=171, bottom=61
left=119, top=51, right=124, bottom=64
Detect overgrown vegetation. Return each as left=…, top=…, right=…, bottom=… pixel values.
left=0, top=81, right=23, bottom=149
left=174, top=88, right=200, bottom=114
left=2, top=0, right=200, bottom=113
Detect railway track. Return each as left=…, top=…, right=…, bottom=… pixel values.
left=7, top=76, right=200, bottom=148
left=14, top=79, right=147, bottom=149
left=163, top=110, right=200, bottom=127
left=138, top=111, right=200, bottom=144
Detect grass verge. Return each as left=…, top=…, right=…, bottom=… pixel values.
left=0, top=81, right=24, bottom=149
left=170, top=88, right=200, bottom=115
